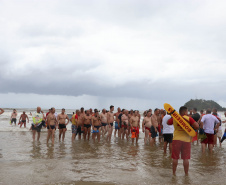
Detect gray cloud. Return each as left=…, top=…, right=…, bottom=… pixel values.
left=1, top=0, right=226, bottom=109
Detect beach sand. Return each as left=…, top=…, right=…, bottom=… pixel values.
left=0, top=109, right=226, bottom=184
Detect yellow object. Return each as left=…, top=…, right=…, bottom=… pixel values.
left=164, top=103, right=196, bottom=137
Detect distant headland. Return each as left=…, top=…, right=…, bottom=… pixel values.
left=184, top=99, right=226, bottom=111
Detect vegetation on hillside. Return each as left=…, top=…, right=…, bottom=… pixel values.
left=184, top=99, right=226, bottom=111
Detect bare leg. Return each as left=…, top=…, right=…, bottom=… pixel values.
left=72, top=133, right=76, bottom=142
left=62, top=128, right=66, bottom=141
left=32, top=130, right=36, bottom=141
left=47, top=129, right=51, bottom=143
left=136, top=134, right=139, bottom=144
left=37, top=132, right=40, bottom=141
left=164, top=142, right=167, bottom=154
left=183, top=159, right=189, bottom=176
left=83, top=128, right=87, bottom=140
left=173, top=159, right=178, bottom=175
left=59, top=129, right=62, bottom=141
left=169, top=143, right=172, bottom=153
left=208, top=144, right=213, bottom=153
left=218, top=137, right=222, bottom=147
left=97, top=129, right=100, bottom=142
left=201, top=143, right=206, bottom=153
left=51, top=130, right=55, bottom=145
left=87, top=127, right=91, bottom=141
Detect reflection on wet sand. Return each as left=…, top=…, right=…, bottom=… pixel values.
left=0, top=131, right=226, bottom=185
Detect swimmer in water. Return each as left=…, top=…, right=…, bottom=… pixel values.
left=19, top=111, right=29, bottom=128
left=0, top=108, right=4, bottom=115
left=57, top=108, right=69, bottom=142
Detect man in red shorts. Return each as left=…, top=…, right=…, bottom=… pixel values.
left=167, top=106, right=199, bottom=176
left=200, top=108, right=220, bottom=153
left=130, top=110, right=140, bottom=144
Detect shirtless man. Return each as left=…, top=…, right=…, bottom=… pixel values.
left=57, top=108, right=69, bottom=142
left=143, top=111, right=153, bottom=144
left=114, top=107, right=121, bottom=138
left=90, top=108, right=94, bottom=116
left=130, top=111, right=140, bottom=144
left=158, top=109, right=164, bottom=143
left=32, top=107, right=44, bottom=141
left=0, top=108, right=4, bottom=115
left=10, top=109, right=17, bottom=125
left=92, top=110, right=101, bottom=142
left=19, top=111, right=29, bottom=128
left=128, top=110, right=134, bottom=136
left=107, top=105, right=114, bottom=142
left=83, top=110, right=92, bottom=141
left=150, top=108, right=159, bottom=145
left=80, top=107, right=85, bottom=116
left=100, top=109, right=108, bottom=136
left=121, top=110, right=129, bottom=141
left=47, top=107, right=57, bottom=144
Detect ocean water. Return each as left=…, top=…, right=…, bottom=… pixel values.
left=0, top=109, right=226, bottom=185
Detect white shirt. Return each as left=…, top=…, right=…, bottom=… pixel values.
left=201, top=114, right=220, bottom=134
left=162, top=115, right=174, bottom=134
left=217, top=113, right=222, bottom=131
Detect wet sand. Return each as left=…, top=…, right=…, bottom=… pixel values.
left=0, top=129, right=226, bottom=185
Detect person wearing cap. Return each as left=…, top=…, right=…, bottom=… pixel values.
left=57, top=108, right=69, bottom=142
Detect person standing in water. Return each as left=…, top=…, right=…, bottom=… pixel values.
left=162, top=113, right=174, bottom=154
left=92, top=109, right=101, bottom=142
left=19, top=111, right=29, bottom=128
left=10, top=109, right=17, bottom=125
left=200, top=108, right=220, bottom=153
left=83, top=110, right=92, bottom=141
left=130, top=110, right=140, bottom=144
left=0, top=108, right=4, bottom=115
left=167, top=106, right=199, bottom=176
left=57, top=108, right=70, bottom=142
left=47, top=107, right=57, bottom=144
left=107, top=105, right=114, bottom=142
left=32, top=107, right=44, bottom=142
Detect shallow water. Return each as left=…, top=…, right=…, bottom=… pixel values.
left=0, top=109, right=226, bottom=184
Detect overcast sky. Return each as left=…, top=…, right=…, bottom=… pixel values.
left=0, top=0, right=226, bottom=110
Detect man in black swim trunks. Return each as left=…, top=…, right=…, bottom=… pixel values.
left=47, top=107, right=57, bottom=144
left=19, top=111, right=29, bottom=128
left=100, top=109, right=108, bottom=137
left=83, top=110, right=92, bottom=141
left=57, top=108, right=69, bottom=142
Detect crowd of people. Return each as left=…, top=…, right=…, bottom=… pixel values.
left=1, top=105, right=226, bottom=175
